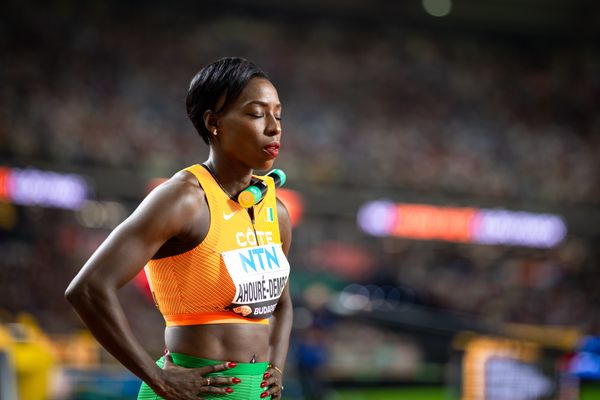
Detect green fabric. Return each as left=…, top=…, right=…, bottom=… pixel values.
left=137, top=353, right=270, bottom=399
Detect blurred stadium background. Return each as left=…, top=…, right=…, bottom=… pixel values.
left=1, top=0, right=599, bottom=399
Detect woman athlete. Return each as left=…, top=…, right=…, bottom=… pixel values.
left=66, top=57, right=293, bottom=399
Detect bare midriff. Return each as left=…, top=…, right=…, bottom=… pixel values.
left=165, top=324, right=270, bottom=363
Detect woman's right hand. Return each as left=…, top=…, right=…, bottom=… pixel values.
left=153, top=354, right=241, bottom=399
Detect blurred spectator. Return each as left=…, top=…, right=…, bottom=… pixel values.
left=1, top=4, right=598, bottom=203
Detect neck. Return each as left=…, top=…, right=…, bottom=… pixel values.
left=204, top=154, right=253, bottom=197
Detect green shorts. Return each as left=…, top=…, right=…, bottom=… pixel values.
left=137, top=353, right=270, bottom=399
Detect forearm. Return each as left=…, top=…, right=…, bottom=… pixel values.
left=268, top=300, right=293, bottom=371
left=66, top=282, right=164, bottom=391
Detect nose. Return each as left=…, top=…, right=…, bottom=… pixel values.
left=265, top=114, right=281, bottom=137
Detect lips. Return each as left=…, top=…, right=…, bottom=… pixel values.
left=263, top=142, right=280, bottom=158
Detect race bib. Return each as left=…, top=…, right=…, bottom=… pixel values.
left=221, top=244, right=290, bottom=319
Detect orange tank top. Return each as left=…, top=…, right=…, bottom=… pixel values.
left=145, top=164, right=290, bottom=327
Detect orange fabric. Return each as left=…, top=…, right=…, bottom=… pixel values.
left=145, top=164, right=283, bottom=326
left=165, top=312, right=268, bottom=326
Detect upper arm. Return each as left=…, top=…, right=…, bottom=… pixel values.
left=275, top=198, right=293, bottom=308
left=276, top=198, right=292, bottom=256
left=68, top=172, right=205, bottom=292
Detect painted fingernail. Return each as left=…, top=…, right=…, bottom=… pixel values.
left=227, top=362, right=237, bottom=368
left=232, top=378, right=242, bottom=384
left=225, top=388, right=234, bottom=394
left=263, top=372, right=270, bottom=379
left=261, top=381, right=267, bottom=388
left=164, top=348, right=169, bottom=355
left=261, top=392, right=268, bottom=398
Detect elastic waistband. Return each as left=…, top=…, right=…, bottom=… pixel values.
left=165, top=312, right=269, bottom=326
left=170, top=353, right=269, bottom=375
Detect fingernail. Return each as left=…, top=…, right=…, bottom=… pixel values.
left=232, top=377, right=242, bottom=384
left=261, top=381, right=267, bottom=388
left=227, top=362, right=237, bottom=368
left=260, top=392, right=268, bottom=398
left=164, top=348, right=169, bottom=355
left=225, top=388, right=234, bottom=394
left=263, top=372, right=270, bottom=379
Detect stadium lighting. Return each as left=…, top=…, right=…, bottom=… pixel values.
left=0, top=166, right=90, bottom=210
left=423, top=0, right=452, bottom=17
left=357, top=200, right=567, bottom=248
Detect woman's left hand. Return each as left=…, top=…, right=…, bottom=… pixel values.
left=260, top=367, right=284, bottom=399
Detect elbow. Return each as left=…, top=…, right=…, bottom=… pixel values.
left=65, top=276, right=103, bottom=307
left=64, top=279, right=85, bottom=305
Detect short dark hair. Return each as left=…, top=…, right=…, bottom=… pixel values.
left=186, top=57, right=269, bottom=144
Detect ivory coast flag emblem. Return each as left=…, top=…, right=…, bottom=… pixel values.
left=265, top=207, right=274, bottom=222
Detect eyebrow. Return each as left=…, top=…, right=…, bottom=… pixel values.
left=243, top=100, right=282, bottom=108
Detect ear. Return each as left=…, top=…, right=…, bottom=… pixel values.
left=203, top=110, right=219, bottom=137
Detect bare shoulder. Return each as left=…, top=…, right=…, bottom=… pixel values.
left=126, top=169, right=207, bottom=237
left=146, top=169, right=204, bottom=209
left=163, top=169, right=206, bottom=200
left=275, top=197, right=290, bottom=223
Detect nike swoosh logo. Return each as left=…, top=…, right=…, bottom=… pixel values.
left=223, top=210, right=237, bottom=221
